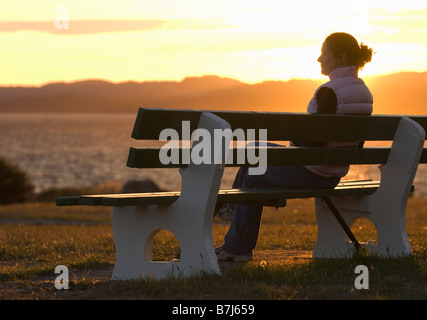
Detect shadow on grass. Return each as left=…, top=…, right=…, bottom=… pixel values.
left=50, top=249, right=427, bottom=300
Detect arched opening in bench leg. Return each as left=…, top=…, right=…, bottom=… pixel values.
left=146, top=229, right=181, bottom=263
left=350, top=217, right=378, bottom=253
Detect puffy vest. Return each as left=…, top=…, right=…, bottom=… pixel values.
left=305, top=66, right=373, bottom=177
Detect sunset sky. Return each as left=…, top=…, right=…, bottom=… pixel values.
left=1, top=0, right=426, bottom=86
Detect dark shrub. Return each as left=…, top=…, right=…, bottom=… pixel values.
left=0, top=157, right=35, bottom=204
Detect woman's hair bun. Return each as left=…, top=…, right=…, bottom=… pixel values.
left=358, top=43, right=373, bottom=68
left=325, top=32, right=374, bottom=70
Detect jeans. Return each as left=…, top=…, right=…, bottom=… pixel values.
left=222, top=163, right=341, bottom=255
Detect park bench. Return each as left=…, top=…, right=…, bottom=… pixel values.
left=57, top=107, right=427, bottom=280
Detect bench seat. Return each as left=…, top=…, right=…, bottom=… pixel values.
left=57, top=179, right=382, bottom=207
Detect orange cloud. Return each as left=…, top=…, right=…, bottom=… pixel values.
left=0, top=19, right=232, bottom=35
left=0, top=20, right=167, bottom=35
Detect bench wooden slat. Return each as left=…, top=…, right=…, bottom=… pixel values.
left=126, top=146, right=403, bottom=168
left=56, top=180, right=383, bottom=207
left=56, top=196, right=80, bottom=206
left=131, top=108, right=427, bottom=141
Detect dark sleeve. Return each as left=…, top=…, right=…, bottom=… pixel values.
left=317, top=87, right=364, bottom=148
left=291, top=87, right=337, bottom=147
left=316, top=87, right=337, bottom=114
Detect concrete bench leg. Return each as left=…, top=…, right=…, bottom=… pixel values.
left=313, top=117, right=425, bottom=258
left=313, top=195, right=372, bottom=257
left=111, top=112, right=232, bottom=279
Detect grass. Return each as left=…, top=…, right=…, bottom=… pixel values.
left=0, top=196, right=427, bottom=300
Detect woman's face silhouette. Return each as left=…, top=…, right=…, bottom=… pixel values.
left=317, top=42, right=347, bottom=76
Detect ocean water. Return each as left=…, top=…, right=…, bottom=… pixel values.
left=0, top=113, right=426, bottom=198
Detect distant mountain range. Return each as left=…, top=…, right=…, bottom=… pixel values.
left=0, top=72, right=425, bottom=115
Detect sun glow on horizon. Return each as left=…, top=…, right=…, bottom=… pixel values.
left=0, top=1, right=426, bottom=86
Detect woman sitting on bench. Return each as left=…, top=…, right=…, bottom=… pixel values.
left=216, top=32, right=374, bottom=262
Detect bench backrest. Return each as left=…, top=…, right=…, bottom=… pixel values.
left=127, top=107, right=427, bottom=168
